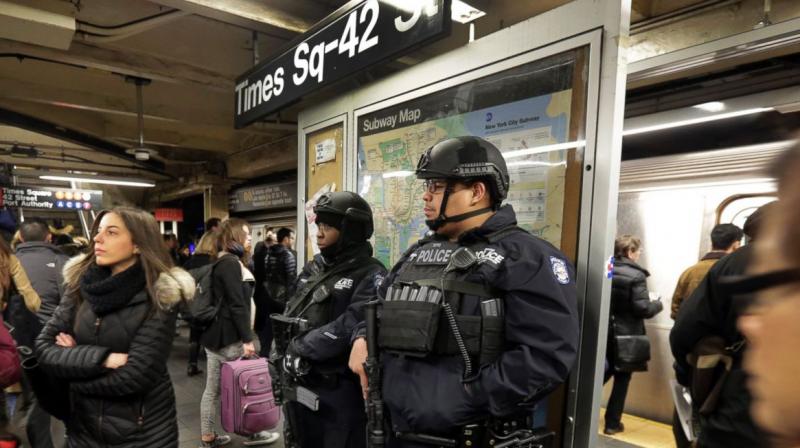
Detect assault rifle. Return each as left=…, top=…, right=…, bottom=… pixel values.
left=269, top=314, right=320, bottom=448
left=364, top=300, right=385, bottom=448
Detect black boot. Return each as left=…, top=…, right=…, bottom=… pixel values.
left=187, top=363, right=203, bottom=376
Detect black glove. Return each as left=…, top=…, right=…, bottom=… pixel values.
left=282, top=340, right=310, bottom=377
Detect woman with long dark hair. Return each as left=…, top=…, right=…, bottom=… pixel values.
left=198, top=218, right=278, bottom=447
left=35, top=207, right=195, bottom=447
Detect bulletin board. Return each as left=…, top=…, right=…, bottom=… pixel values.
left=304, top=123, right=344, bottom=260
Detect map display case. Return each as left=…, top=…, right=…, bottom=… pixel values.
left=355, top=49, right=588, bottom=267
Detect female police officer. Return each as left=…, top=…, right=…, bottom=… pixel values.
left=349, top=136, right=580, bottom=447
left=274, top=191, right=386, bottom=448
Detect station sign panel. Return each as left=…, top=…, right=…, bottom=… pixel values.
left=229, top=181, right=297, bottom=213
left=154, top=208, right=184, bottom=222
left=0, top=185, right=102, bottom=211
left=234, top=0, right=451, bottom=128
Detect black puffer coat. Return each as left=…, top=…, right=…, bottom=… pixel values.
left=35, top=257, right=195, bottom=448
left=609, top=257, right=663, bottom=372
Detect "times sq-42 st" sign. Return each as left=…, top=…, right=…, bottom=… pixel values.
left=234, top=0, right=451, bottom=128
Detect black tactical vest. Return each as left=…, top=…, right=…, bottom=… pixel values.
left=378, top=226, right=525, bottom=371
left=285, top=255, right=382, bottom=330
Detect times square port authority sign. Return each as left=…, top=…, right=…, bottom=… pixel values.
left=0, top=185, right=102, bottom=211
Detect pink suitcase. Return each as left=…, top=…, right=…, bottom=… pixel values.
left=220, top=357, right=280, bottom=435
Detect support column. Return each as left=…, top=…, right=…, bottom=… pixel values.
left=203, top=185, right=229, bottom=222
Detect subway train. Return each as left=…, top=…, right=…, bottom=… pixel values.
left=608, top=141, right=786, bottom=425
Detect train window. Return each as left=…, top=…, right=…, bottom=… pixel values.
left=716, top=193, right=777, bottom=242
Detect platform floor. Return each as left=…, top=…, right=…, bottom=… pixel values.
left=7, top=326, right=675, bottom=448
left=170, top=328, right=285, bottom=448
left=597, top=409, right=676, bottom=448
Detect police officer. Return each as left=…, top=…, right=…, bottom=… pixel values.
left=274, top=191, right=387, bottom=448
left=349, top=136, right=580, bottom=447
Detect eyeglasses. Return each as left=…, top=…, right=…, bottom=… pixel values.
left=421, top=179, right=472, bottom=194
left=422, top=179, right=448, bottom=194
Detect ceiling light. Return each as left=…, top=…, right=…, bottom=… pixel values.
left=623, top=107, right=773, bottom=136
left=125, top=147, right=157, bottom=161
left=692, top=101, right=726, bottom=113
left=39, top=175, right=155, bottom=188
left=125, top=76, right=157, bottom=162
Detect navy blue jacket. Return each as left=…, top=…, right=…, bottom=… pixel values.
left=376, top=205, right=579, bottom=434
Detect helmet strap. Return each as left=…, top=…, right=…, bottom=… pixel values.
left=425, top=180, right=494, bottom=230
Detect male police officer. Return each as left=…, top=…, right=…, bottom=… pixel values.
left=273, top=191, right=387, bottom=448
left=349, top=136, right=580, bottom=447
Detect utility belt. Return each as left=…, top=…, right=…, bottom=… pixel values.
left=377, top=279, right=505, bottom=367
left=394, top=416, right=554, bottom=448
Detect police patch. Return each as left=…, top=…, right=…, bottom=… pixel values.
left=412, top=247, right=453, bottom=265
left=550, top=257, right=570, bottom=284
left=476, top=248, right=505, bottom=266
left=334, top=278, right=354, bottom=290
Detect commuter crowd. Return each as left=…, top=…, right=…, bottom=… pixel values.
left=0, top=136, right=797, bottom=448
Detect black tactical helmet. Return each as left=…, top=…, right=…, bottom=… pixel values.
left=416, top=136, right=510, bottom=203
left=313, top=191, right=374, bottom=242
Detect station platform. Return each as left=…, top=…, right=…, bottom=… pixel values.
left=597, top=410, right=675, bottom=448
left=10, top=326, right=670, bottom=448
left=169, top=327, right=675, bottom=448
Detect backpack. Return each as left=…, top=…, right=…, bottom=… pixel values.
left=687, top=336, right=744, bottom=416
left=187, top=258, right=225, bottom=325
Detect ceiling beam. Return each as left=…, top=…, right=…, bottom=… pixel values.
left=0, top=75, right=297, bottom=135
left=631, top=0, right=654, bottom=21
left=145, top=0, right=324, bottom=35
left=0, top=105, right=167, bottom=173
left=0, top=38, right=232, bottom=91
left=0, top=100, right=245, bottom=153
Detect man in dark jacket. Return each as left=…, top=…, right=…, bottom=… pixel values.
left=262, top=228, right=296, bottom=357
left=274, top=192, right=386, bottom=448
left=671, top=224, right=742, bottom=320
left=669, top=223, right=741, bottom=447
left=16, top=218, right=68, bottom=325
left=670, top=204, right=773, bottom=448
left=253, top=228, right=275, bottom=359
left=349, top=137, right=580, bottom=447
left=15, top=218, right=68, bottom=448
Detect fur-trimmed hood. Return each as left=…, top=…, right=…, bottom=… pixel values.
left=154, top=267, right=195, bottom=309
left=63, top=254, right=195, bottom=310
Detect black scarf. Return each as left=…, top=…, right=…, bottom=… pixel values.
left=80, top=262, right=147, bottom=316
left=322, top=241, right=373, bottom=264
